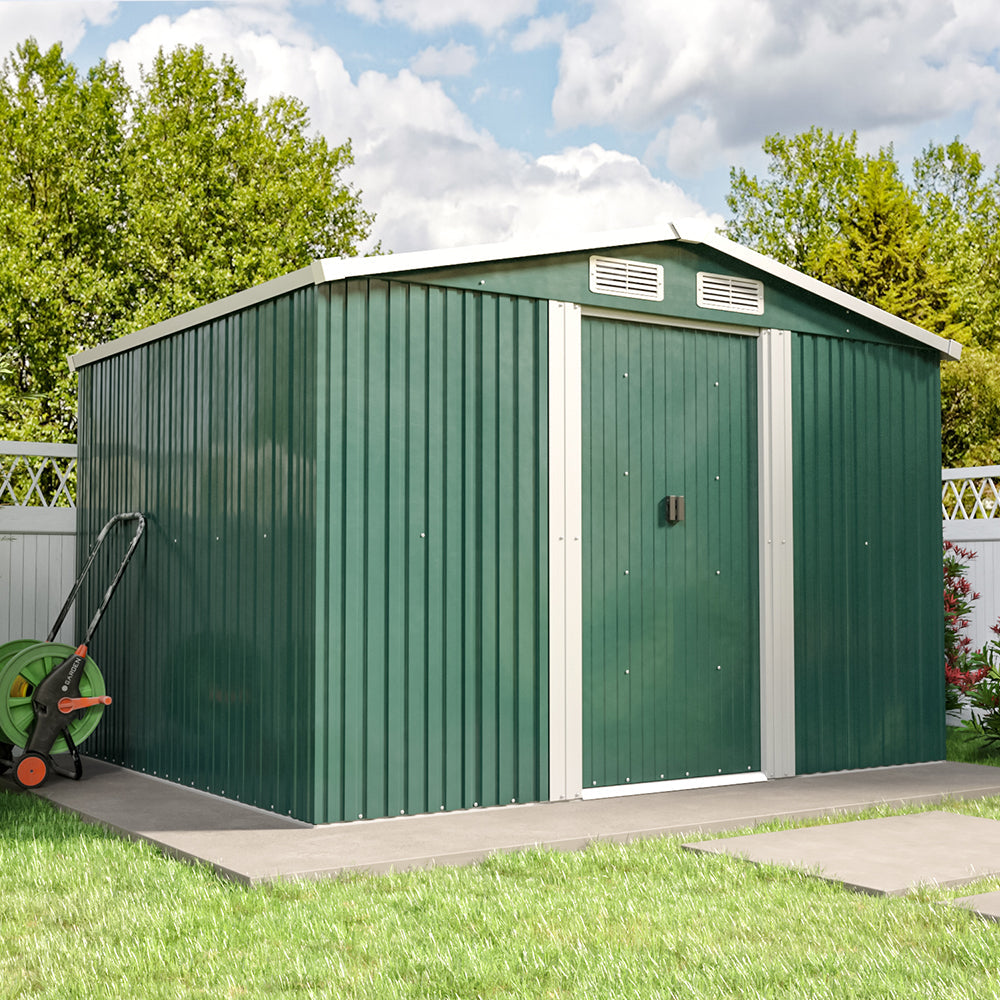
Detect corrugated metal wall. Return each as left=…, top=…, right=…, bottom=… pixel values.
left=792, top=333, right=943, bottom=772
left=77, top=288, right=318, bottom=819
left=314, top=279, right=548, bottom=823
left=580, top=318, right=759, bottom=787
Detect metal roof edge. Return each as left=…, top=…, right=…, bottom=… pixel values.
left=69, top=265, right=316, bottom=370
left=69, top=222, right=962, bottom=369
left=672, top=224, right=962, bottom=361
left=311, top=225, right=683, bottom=283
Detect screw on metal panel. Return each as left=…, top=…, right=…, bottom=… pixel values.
left=624, top=569, right=629, bottom=575
left=660, top=774, right=665, bottom=779
left=400, top=809, right=405, bottom=815
left=715, top=476, right=720, bottom=480
left=685, top=771, right=690, bottom=777
left=440, top=805, right=445, bottom=810
left=715, top=382, right=719, bottom=387
left=593, top=780, right=597, bottom=786
left=624, top=470, right=629, bottom=476
left=718, top=769, right=722, bottom=773
left=716, top=570, right=721, bottom=575
left=717, top=665, right=721, bottom=670
left=623, top=372, right=629, bottom=379
left=359, top=813, right=363, bottom=819
left=474, top=802, right=478, bottom=807
left=420, top=532, right=426, bottom=538
left=511, top=798, right=516, bottom=803
left=626, top=777, right=630, bottom=783
left=264, top=533, right=267, bottom=539
left=625, top=669, right=630, bottom=674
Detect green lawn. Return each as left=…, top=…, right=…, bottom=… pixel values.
left=946, top=724, right=1000, bottom=766
left=3, top=777, right=1000, bottom=999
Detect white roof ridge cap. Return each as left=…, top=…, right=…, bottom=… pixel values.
left=313, top=225, right=685, bottom=282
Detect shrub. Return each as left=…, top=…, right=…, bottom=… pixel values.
left=944, top=541, right=989, bottom=711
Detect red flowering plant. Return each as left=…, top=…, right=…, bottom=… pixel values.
left=944, top=541, right=990, bottom=713
left=962, top=620, right=1000, bottom=747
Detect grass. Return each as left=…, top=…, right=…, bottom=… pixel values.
left=946, top=724, right=1000, bottom=766
left=4, top=786, right=1000, bottom=1000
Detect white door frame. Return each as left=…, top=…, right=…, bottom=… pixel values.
left=547, top=304, right=797, bottom=800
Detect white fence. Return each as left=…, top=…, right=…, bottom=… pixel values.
left=0, top=441, right=77, bottom=645
left=943, top=465, right=1000, bottom=653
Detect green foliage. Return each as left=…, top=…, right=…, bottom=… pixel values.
left=913, top=139, right=1000, bottom=350
left=726, top=129, right=1000, bottom=467
left=817, top=155, right=956, bottom=335
left=941, top=344, right=1000, bottom=466
left=726, top=128, right=866, bottom=272
left=0, top=39, right=376, bottom=443
left=963, top=663, right=1000, bottom=748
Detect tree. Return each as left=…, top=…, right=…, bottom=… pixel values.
left=0, top=40, right=376, bottom=442
left=725, top=129, right=1000, bottom=467
left=913, top=139, right=1000, bottom=349
left=816, top=154, right=956, bottom=336
left=725, top=128, right=866, bottom=272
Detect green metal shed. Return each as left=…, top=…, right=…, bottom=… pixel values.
left=70, top=225, right=960, bottom=823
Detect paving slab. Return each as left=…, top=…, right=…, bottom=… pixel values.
left=6, top=758, right=1000, bottom=884
left=952, top=891, right=1000, bottom=921
left=684, top=811, right=1000, bottom=895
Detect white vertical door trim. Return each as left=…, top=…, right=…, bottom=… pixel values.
left=758, top=328, right=796, bottom=777
left=548, top=301, right=584, bottom=801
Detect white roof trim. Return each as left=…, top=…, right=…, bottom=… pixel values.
left=671, top=223, right=962, bottom=360
left=69, top=221, right=960, bottom=369
left=68, top=265, right=317, bottom=371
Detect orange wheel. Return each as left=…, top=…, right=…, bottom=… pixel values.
left=14, top=754, right=48, bottom=788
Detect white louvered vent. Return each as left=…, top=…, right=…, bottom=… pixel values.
left=589, top=256, right=664, bottom=301
left=696, top=272, right=765, bottom=315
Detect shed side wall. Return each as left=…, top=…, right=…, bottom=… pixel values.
left=792, top=333, right=943, bottom=772
left=315, top=279, right=548, bottom=823
left=78, top=288, right=318, bottom=819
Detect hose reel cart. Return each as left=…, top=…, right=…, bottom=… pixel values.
left=0, top=512, right=145, bottom=788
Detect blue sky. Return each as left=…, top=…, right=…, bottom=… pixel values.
left=3, top=0, right=1000, bottom=253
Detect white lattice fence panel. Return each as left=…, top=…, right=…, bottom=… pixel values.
left=944, top=466, right=1000, bottom=658
left=0, top=441, right=77, bottom=508
left=0, top=442, right=77, bottom=644
left=943, top=465, right=1000, bottom=521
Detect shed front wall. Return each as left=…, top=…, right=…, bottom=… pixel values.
left=314, top=279, right=549, bottom=823
left=792, top=333, right=943, bottom=772
left=77, top=288, right=318, bottom=820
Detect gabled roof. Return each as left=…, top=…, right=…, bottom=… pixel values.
left=69, top=222, right=961, bottom=370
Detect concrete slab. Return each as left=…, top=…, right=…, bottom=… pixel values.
left=952, top=891, right=1000, bottom=921
left=7, top=758, right=1000, bottom=884
left=684, top=812, right=1000, bottom=895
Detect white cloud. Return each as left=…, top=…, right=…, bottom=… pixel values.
left=410, top=41, right=477, bottom=77
left=510, top=13, right=567, bottom=51
left=105, top=5, right=716, bottom=252
left=339, top=0, right=537, bottom=33
left=0, top=0, right=117, bottom=55
left=550, top=0, right=1000, bottom=174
